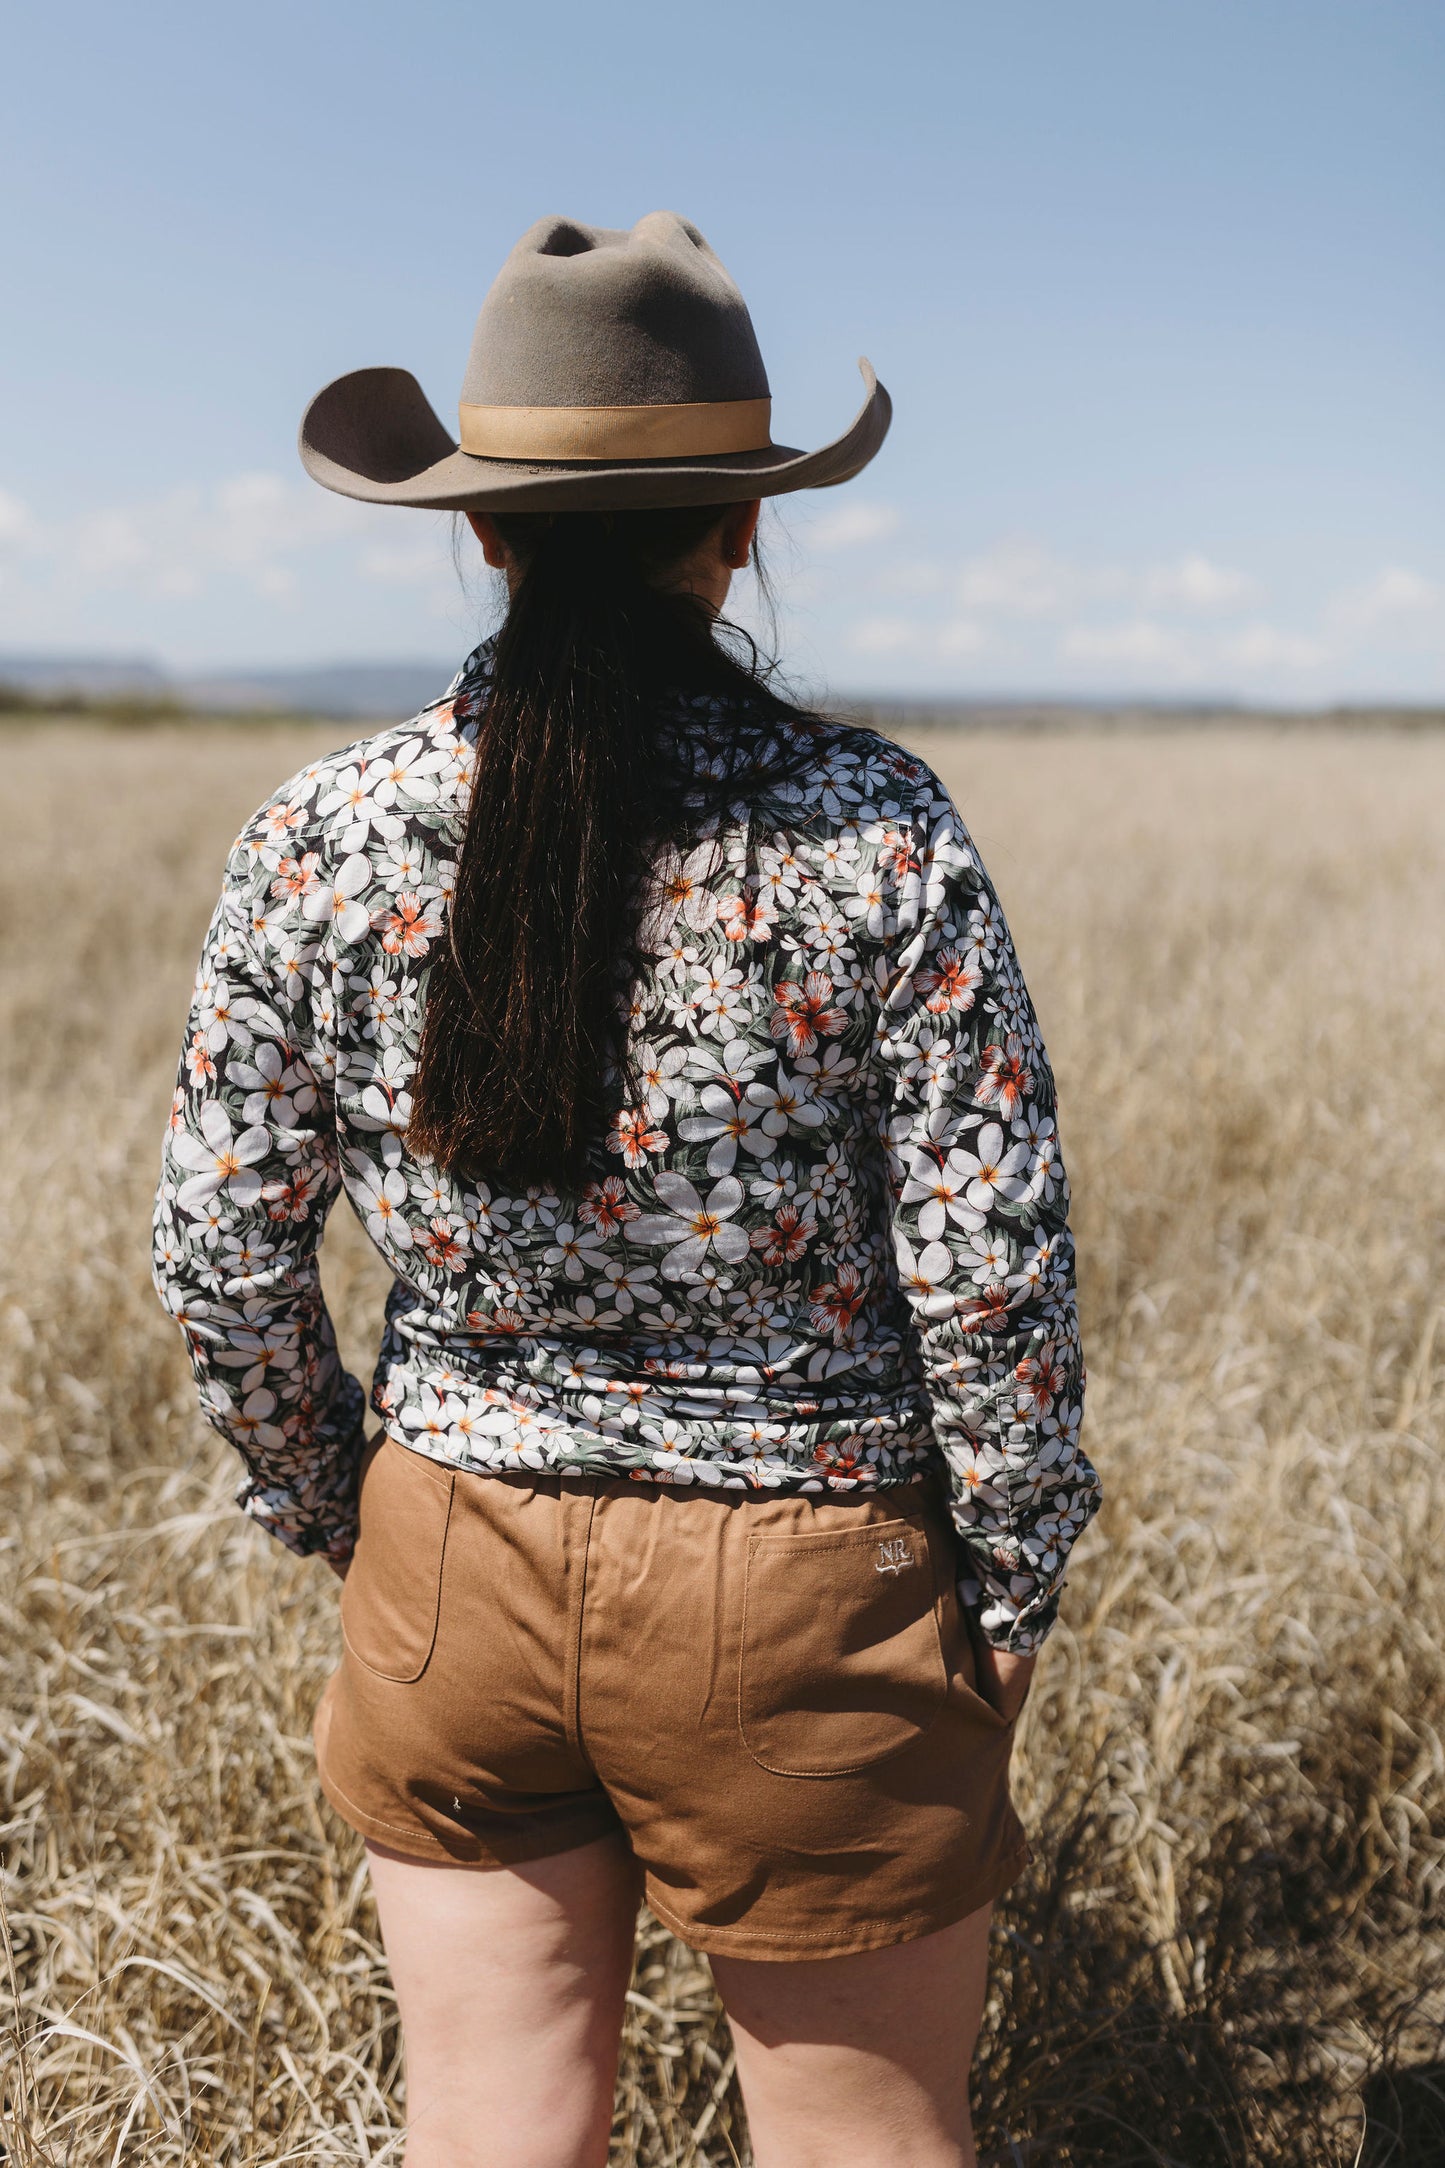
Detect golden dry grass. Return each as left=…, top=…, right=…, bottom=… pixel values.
left=1, top=715, right=1442, bottom=2165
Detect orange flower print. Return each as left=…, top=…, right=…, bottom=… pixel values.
left=466, top=1305, right=528, bottom=1335
left=419, top=1217, right=468, bottom=1271
left=1016, top=1342, right=1068, bottom=1416
left=811, top=1434, right=868, bottom=1477
left=380, top=891, right=441, bottom=956
left=606, top=1107, right=667, bottom=1167
left=974, top=1035, right=1034, bottom=1119
left=184, top=1031, right=216, bottom=1087
left=260, top=1168, right=324, bottom=1223
left=916, top=946, right=983, bottom=1016
left=718, top=890, right=775, bottom=943
left=579, top=1176, right=640, bottom=1233
left=959, top=1284, right=1015, bottom=1334
left=270, top=851, right=322, bottom=903
left=750, top=1203, right=816, bottom=1265
left=877, top=827, right=921, bottom=884
left=259, top=798, right=306, bottom=845
left=809, top=1263, right=868, bottom=1344
left=770, top=972, right=847, bottom=1056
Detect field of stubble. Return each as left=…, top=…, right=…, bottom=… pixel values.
left=1, top=715, right=1442, bottom=2166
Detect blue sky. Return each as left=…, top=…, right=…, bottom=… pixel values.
left=1, top=0, right=1441, bottom=700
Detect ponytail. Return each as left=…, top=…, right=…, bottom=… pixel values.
left=406, top=507, right=809, bottom=1192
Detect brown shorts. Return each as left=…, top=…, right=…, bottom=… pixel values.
left=314, top=1436, right=1030, bottom=1961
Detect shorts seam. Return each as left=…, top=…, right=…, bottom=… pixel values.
left=317, top=1755, right=449, bottom=1848
left=341, top=1452, right=455, bottom=1685
left=318, top=1752, right=623, bottom=1870
left=382, top=1433, right=457, bottom=1492
left=565, top=1486, right=602, bottom=1762
left=743, top=1519, right=932, bottom=1558
left=643, top=1842, right=1031, bottom=1953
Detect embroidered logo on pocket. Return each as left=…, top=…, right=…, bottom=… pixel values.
left=875, top=1536, right=914, bottom=1575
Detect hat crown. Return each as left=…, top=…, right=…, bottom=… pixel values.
left=461, top=211, right=771, bottom=413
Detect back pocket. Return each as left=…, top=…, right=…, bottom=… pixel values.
left=341, top=1437, right=455, bottom=1683
left=738, top=1512, right=947, bottom=1776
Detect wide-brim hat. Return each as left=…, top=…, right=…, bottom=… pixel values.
left=299, top=210, right=891, bottom=514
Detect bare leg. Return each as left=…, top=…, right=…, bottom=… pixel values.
left=365, top=1834, right=642, bottom=2168
left=710, top=1901, right=994, bottom=2168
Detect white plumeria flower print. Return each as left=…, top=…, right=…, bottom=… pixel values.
left=367, top=737, right=451, bottom=808
left=951, top=1122, right=1032, bottom=1213
left=317, top=767, right=403, bottom=853
left=231, top=1043, right=317, bottom=1128
left=352, top=1082, right=411, bottom=1146
left=900, top=1145, right=989, bottom=1241
left=351, top=1160, right=412, bottom=1249
left=596, top=1258, right=660, bottom=1313
left=170, top=1101, right=271, bottom=1214
left=542, top=1223, right=609, bottom=1282
left=676, top=1084, right=772, bottom=1175
left=301, top=852, right=373, bottom=944
left=893, top=1232, right=956, bottom=1318
left=745, top=1067, right=825, bottom=1138
left=963, top=1227, right=1013, bottom=1281
left=627, top=1172, right=750, bottom=1279
left=635, top=1040, right=690, bottom=1120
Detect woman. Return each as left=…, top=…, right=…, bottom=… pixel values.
left=155, top=212, right=1100, bottom=2168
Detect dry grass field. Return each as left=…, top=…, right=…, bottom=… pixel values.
left=1, top=714, right=1442, bottom=2165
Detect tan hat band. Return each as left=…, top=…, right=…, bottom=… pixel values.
left=458, top=395, right=772, bottom=463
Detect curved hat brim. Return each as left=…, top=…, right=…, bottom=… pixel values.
left=298, top=360, right=890, bottom=512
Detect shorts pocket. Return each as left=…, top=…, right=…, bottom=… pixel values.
left=738, top=1511, right=948, bottom=1777
left=340, top=1436, right=455, bottom=1684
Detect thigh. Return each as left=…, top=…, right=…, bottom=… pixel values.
left=711, top=1901, right=994, bottom=2168
left=366, top=1832, right=643, bottom=2168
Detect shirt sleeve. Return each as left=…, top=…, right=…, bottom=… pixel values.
left=874, top=780, right=1100, bottom=1651
left=152, top=833, right=367, bottom=1563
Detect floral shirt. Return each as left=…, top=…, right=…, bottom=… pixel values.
left=153, top=642, right=1099, bottom=1650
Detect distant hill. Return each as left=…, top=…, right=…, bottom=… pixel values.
left=0, top=651, right=456, bottom=718
left=176, top=660, right=458, bottom=717
left=2, top=650, right=1440, bottom=731
left=0, top=651, right=175, bottom=698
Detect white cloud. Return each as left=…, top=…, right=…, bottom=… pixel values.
left=805, top=502, right=901, bottom=550
left=1334, top=565, right=1442, bottom=631
left=881, top=538, right=1257, bottom=628
left=0, top=472, right=458, bottom=615
left=1062, top=620, right=1195, bottom=670
left=938, top=619, right=987, bottom=657
left=0, top=488, right=34, bottom=547
left=1141, top=554, right=1258, bottom=611
left=359, top=527, right=463, bottom=588
left=878, top=556, right=953, bottom=599
left=1219, top=624, right=1326, bottom=671
left=955, top=540, right=1076, bottom=618
left=819, top=528, right=1444, bottom=691
left=849, top=615, right=918, bottom=655
left=72, top=505, right=156, bottom=576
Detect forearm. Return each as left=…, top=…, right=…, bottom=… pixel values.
left=924, top=1285, right=1095, bottom=1651
left=154, top=866, right=365, bottom=1560
left=154, top=1203, right=369, bottom=1558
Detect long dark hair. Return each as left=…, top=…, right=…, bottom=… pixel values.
left=406, top=505, right=815, bottom=1192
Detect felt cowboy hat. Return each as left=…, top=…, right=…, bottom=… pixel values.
left=299, top=210, right=890, bottom=513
